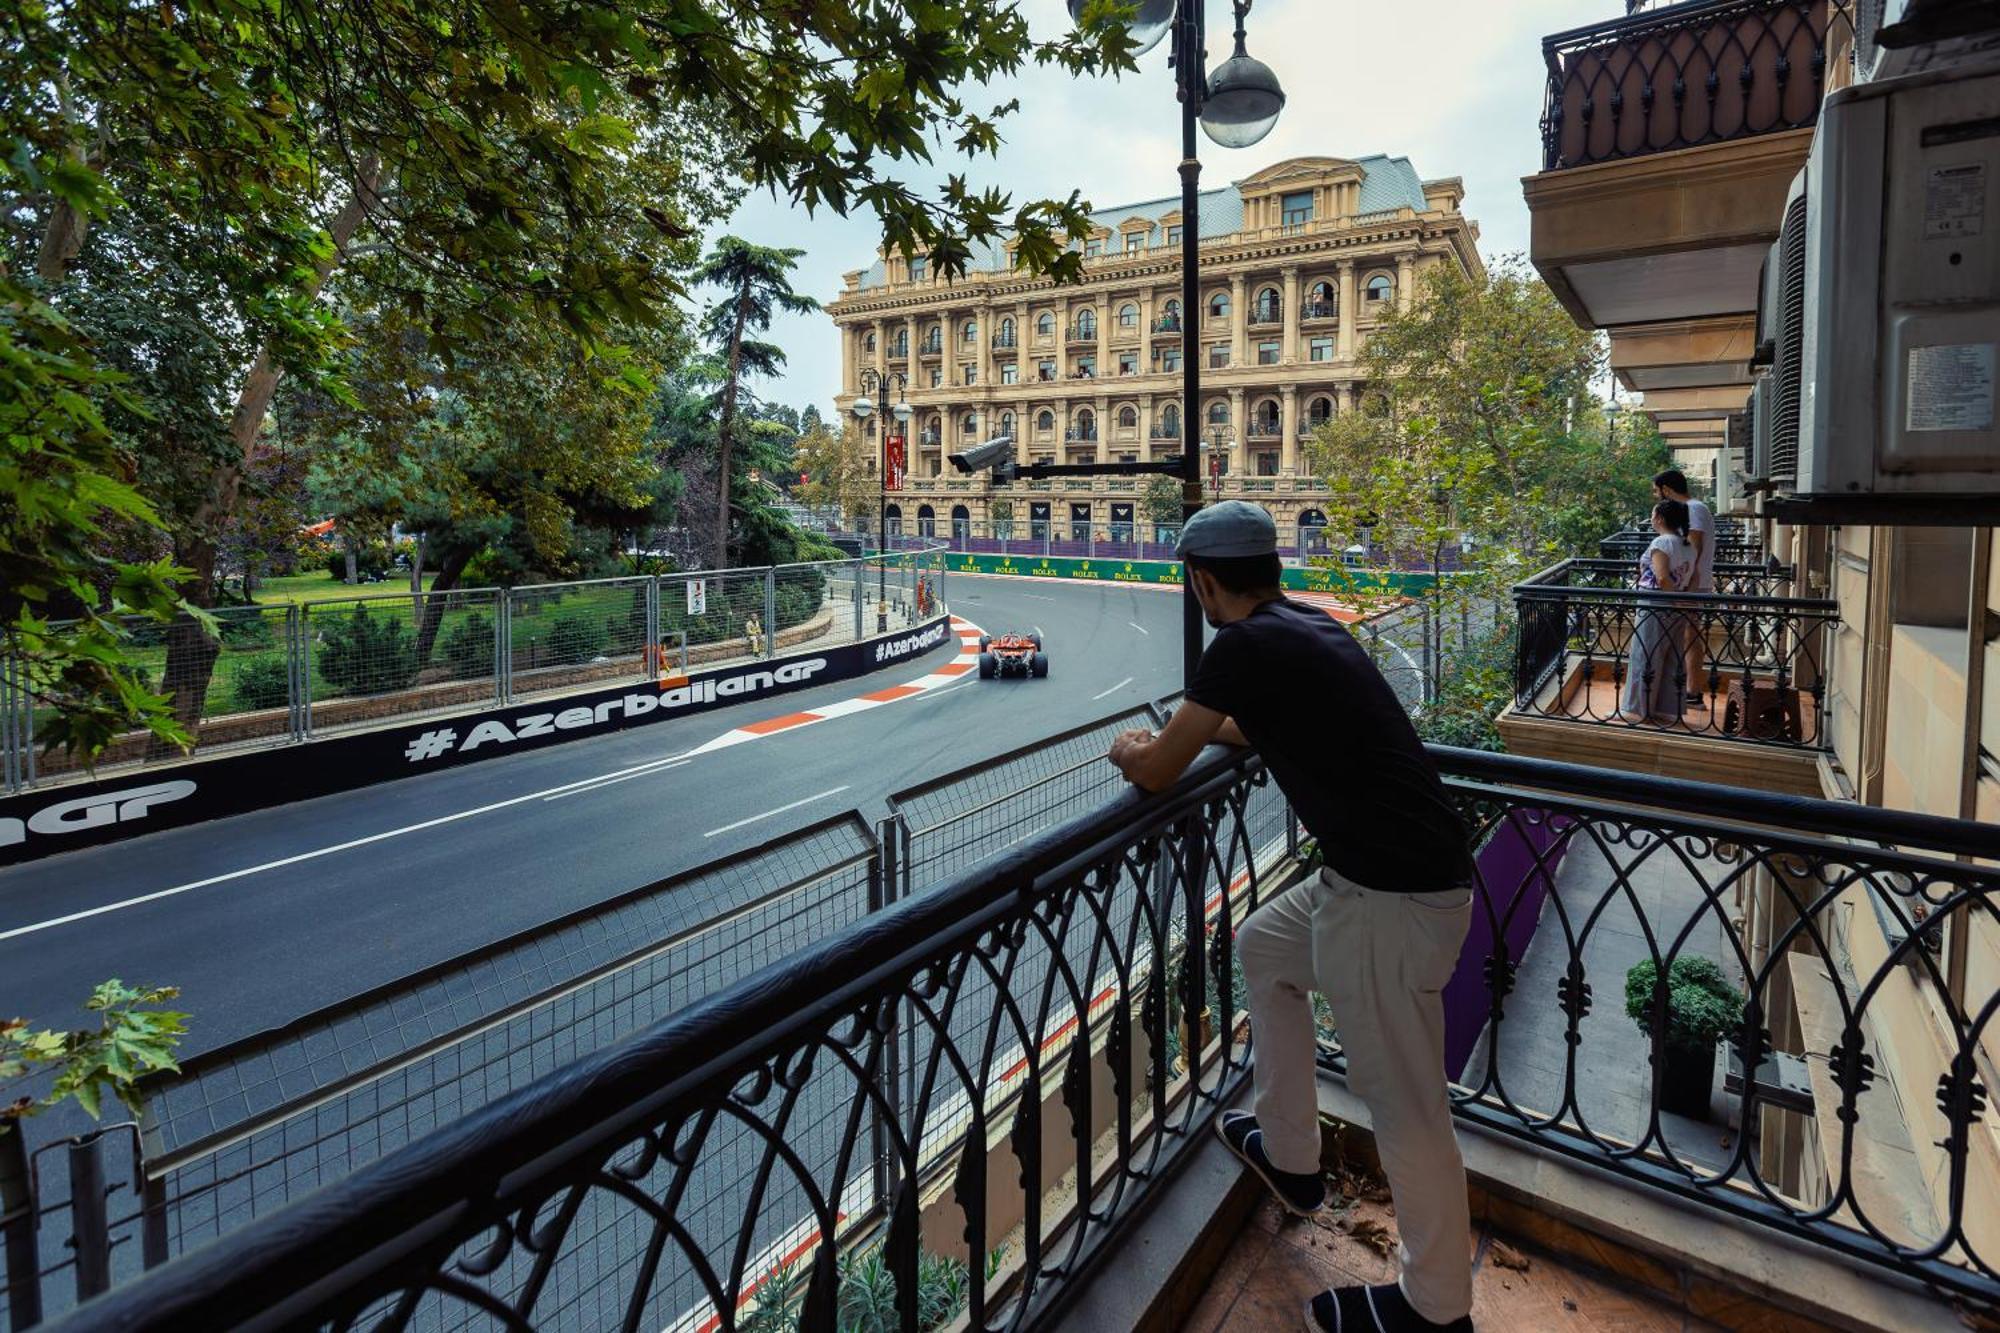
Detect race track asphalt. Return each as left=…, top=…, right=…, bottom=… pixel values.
left=0, top=575, right=1201, bottom=1056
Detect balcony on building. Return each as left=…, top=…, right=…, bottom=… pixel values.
left=919, top=333, right=943, bottom=358
left=1247, top=414, right=1281, bottom=442
left=1066, top=322, right=1097, bottom=347
left=992, top=331, right=1018, bottom=353
left=1246, top=299, right=1281, bottom=330
left=1300, top=299, right=1338, bottom=324
left=1496, top=540, right=1836, bottom=795
left=1151, top=314, right=1183, bottom=338
left=1526, top=0, right=1856, bottom=444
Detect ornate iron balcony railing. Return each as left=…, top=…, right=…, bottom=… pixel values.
left=1599, top=529, right=1766, bottom=565
left=1540, top=0, right=1856, bottom=171
left=37, top=723, right=2000, bottom=1329
left=1512, top=556, right=1833, bottom=746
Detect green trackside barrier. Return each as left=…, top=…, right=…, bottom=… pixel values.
left=943, top=550, right=1445, bottom=597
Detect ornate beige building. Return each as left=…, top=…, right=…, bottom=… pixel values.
left=825, top=155, right=1482, bottom=540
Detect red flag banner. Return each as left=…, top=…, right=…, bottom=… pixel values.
left=884, top=435, right=907, bottom=492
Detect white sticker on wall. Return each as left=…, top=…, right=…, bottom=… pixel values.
left=1925, top=162, right=1986, bottom=240
left=1906, top=343, right=1996, bottom=433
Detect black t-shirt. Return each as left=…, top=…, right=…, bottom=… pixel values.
left=1185, top=598, right=1472, bottom=894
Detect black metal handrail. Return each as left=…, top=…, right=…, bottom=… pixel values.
left=1300, top=300, right=1337, bottom=321
left=1512, top=557, right=1835, bottom=747
left=1599, top=531, right=1767, bottom=565
left=44, top=745, right=1281, bottom=1332
left=1540, top=0, right=1855, bottom=171
left=1150, top=316, right=1181, bottom=334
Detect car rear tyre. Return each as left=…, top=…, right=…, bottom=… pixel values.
left=1029, top=634, right=1044, bottom=649
left=979, top=652, right=998, bottom=679
left=1030, top=652, right=1048, bottom=678
left=978, top=635, right=991, bottom=652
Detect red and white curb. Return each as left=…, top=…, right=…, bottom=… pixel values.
left=685, top=615, right=987, bottom=757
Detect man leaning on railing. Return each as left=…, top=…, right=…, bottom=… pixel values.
left=1108, top=501, right=1479, bottom=1333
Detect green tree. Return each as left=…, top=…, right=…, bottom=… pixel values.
left=8, top=0, right=1141, bottom=755
left=796, top=421, right=880, bottom=529
left=692, top=238, right=819, bottom=568
left=1142, top=473, right=1184, bottom=531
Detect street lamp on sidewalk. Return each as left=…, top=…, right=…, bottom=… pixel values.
left=1071, top=0, right=1285, bottom=682
left=850, top=368, right=912, bottom=633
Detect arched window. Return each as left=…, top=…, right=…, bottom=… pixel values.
left=864, top=331, right=877, bottom=352
left=1207, top=400, right=1229, bottom=426
left=1118, top=405, right=1138, bottom=428
left=1363, top=391, right=1389, bottom=417
left=1119, top=302, right=1138, bottom=328
left=924, top=322, right=941, bottom=341
left=892, top=331, right=908, bottom=357
left=865, top=416, right=877, bottom=438
left=1253, top=287, right=1281, bottom=323
left=1000, top=411, right=1016, bottom=438
left=917, top=504, right=936, bottom=536
left=1075, top=309, right=1097, bottom=339
left=1036, top=311, right=1056, bottom=335
left=960, top=412, right=978, bottom=435
left=1365, top=274, right=1393, bottom=304
left=1036, top=409, right=1055, bottom=431
left=1309, top=280, right=1335, bottom=309
left=1000, top=316, right=1015, bottom=339
left=1074, top=408, right=1096, bottom=439
left=950, top=503, right=971, bottom=538
left=1208, top=291, right=1230, bottom=319
left=1252, top=399, right=1281, bottom=434
left=961, top=320, right=977, bottom=344
left=1164, top=298, right=1181, bottom=317
left=924, top=414, right=942, bottom=442
left=1307, top=395, right=1334, bottom=427
left=1159, top=404, right=1180, bottom=435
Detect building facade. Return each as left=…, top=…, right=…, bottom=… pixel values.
left=824, top=156, right=1481, bottom=541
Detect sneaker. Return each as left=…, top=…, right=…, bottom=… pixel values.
left=1304, top=1282, right=1474, bottom=1332
left=1214, top=1111, right=1325, bottom=1216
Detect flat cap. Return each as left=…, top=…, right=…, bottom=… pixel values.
left=1175, top=500, right=1277, bottom=559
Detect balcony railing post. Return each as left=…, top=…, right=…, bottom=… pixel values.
left=68, top=1134, right=111, bottom=1303
left=0, top=1125, right=41, bottom=1331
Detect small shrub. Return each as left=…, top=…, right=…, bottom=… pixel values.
left=541, top=611, right=609, bottom=665
left=1624, top=956, right=1745, bottom=1054
left=316, top=605, right=420, bottom=695
left=439, top=613, right=494, bottom=678
left=217, top=612, right=276, bottom=649
left=230, top=656, right=292, bottom=712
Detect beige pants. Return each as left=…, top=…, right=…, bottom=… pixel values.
left=1237, top=866, right=1475, bottom=1324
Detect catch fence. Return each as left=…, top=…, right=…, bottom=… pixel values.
left=1, top=550, right=947, bottom=795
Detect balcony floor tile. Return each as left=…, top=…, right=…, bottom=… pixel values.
left=1180, top=1195, right=1719, bottom=1333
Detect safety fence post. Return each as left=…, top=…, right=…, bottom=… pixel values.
left=644, top=577, right=661, bottom=681
left=853, top=560, right=865, bottom=641
left=497, top=593, right=514, bottom=705
left=68, top=1134, right=110, bottom=1303
left=763, top=569, right=777, bottom=660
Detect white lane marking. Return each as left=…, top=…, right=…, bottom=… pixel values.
left=1127, top=621, right=1150, bottom=636
left=542, top=760, right=690, bottom=801
left=907, top=679, right=975, bottom=705
left=703, top=786, right=849, bottom=839
left=0, top=747, right=698, bottom=943
left=1091, top=677, right=1135, bottom=702
left=1020, top=593, right=1056, bottom=602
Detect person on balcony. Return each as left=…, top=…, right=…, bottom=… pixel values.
left=1652, top=469, right=1715, bottom=707
left=1618, top=499, right=1698, bottom=724
left=1107, top=501, right=1476, bottom=1333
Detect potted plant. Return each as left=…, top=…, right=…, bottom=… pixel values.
left=1624, top=956, right=1744, bottom=1120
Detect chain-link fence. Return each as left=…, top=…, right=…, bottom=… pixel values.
left=2, top=549, right=949, bottom=794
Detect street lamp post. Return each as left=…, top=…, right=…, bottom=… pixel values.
left=1071, top=0, right=1285, bottom=683
left=849, top=368, right=912, bottom=633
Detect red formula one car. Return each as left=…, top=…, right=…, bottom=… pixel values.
left=977, top=632, right=1048, bottom=679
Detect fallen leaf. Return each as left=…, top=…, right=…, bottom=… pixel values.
left=1344, top=1217, right=1396, bottom=1257
left=1489, top=1241, right=1531, bottom=1272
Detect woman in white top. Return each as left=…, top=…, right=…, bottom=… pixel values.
left=1619, top=500, right=1698, bottom=723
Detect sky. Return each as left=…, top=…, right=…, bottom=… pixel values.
left=714, top=0, right=1613, bottom=418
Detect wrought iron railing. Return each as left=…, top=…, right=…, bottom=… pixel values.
left=36, top=735, right=1291, bottom=1331
left=1598, top=529, right=1767, bottom=565
left=1300, top=300, right=1338, bottom=321
left=1512, top=557, right=1834, bottom=747
left=1540, top=0, right=1856, bottom=171
left=33, top=725, right=2000, bottom=1328
left=1064, top=324, right=1095, bottom=344
left=1150, top=316, right=1181, bottom=334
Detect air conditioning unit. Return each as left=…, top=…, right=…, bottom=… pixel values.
left=1788, top=56, right=2000, bottom=509
left=1762, top=169, right=1811, bottom=495
left=1865, top=0, right=2000, bottom=84
left=1746, top=375, right=1775, bottom=486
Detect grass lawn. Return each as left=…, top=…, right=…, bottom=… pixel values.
left=252, top=570, right=437, bottom=604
